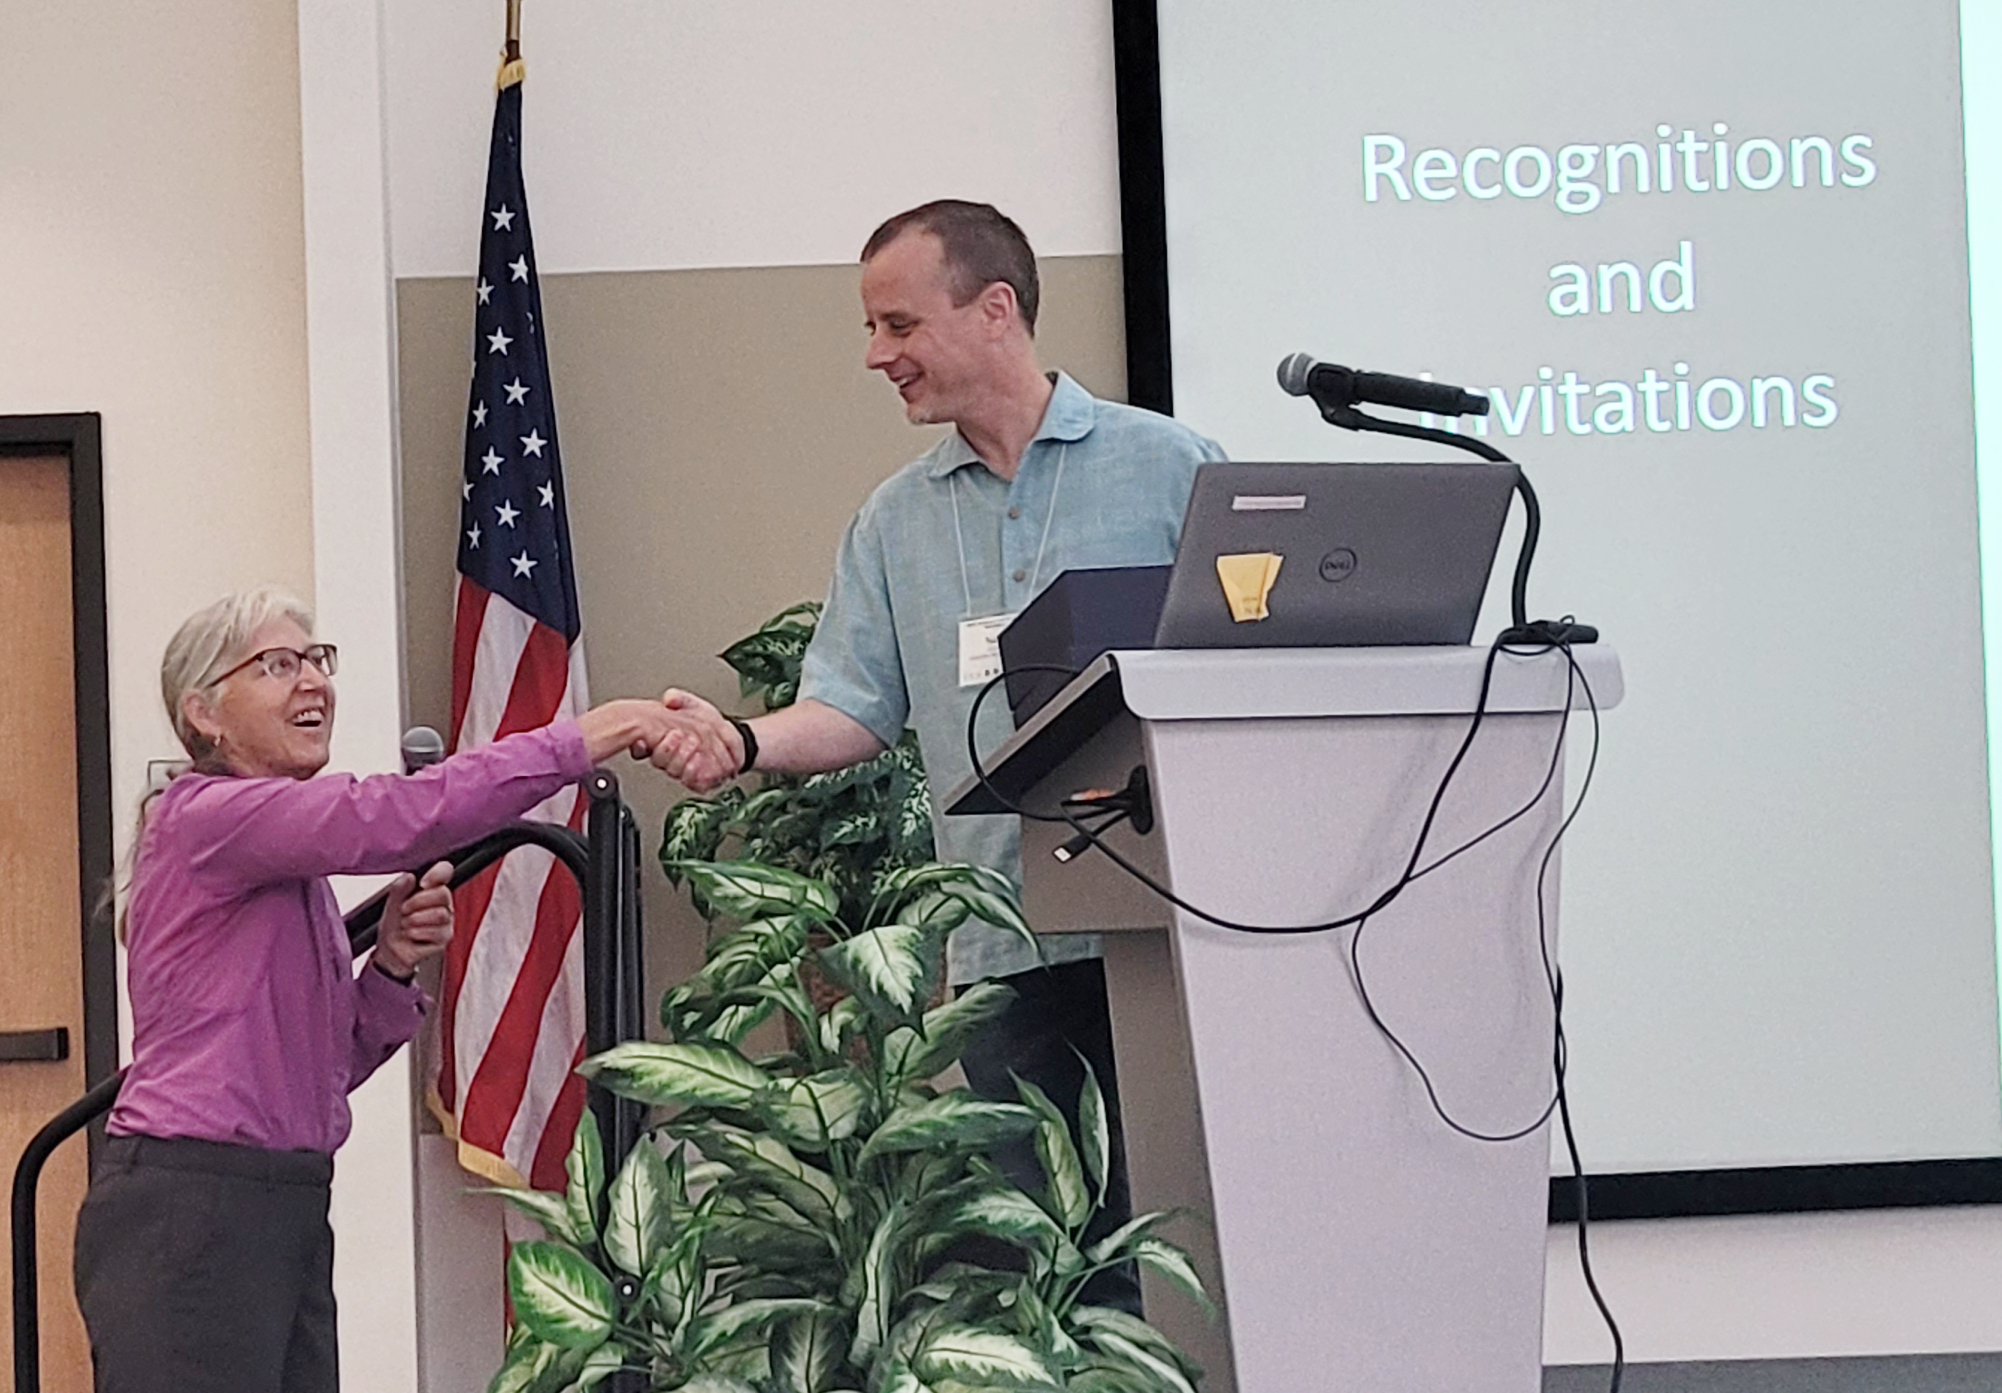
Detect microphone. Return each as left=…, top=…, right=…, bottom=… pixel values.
left=1277, top=353, right=1489, bottom=419
left=401, top=725, right=446, bottom=775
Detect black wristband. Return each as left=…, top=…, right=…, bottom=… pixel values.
left=729, top=718, right=759, bottom=775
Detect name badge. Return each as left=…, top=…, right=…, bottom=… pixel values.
left=958, top=612, right=1020, bottom=688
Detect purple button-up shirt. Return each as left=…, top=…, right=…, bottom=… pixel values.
left=110, top=720, right=593, bottom=1154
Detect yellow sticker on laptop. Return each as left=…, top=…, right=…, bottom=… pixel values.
left=1216, top=552, right=1282, bottom=622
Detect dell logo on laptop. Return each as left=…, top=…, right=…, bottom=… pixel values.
left=1319, top=548, right=1358, bottom=583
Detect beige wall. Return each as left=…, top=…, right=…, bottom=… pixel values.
left=3, top=2, right=432, bottom=1387
left=2, top=0, right=315, bottom=817
left=396, top=254, right=1127, bottom=996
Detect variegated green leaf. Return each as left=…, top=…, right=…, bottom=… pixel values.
left=935, top=1186, right=1063, bottom=1253
left=659, top=796, right=734, bottom=874
left=871, top=863, right=998, bottom=917
left=1013, top=1077, right=1087, bottom=1230
left=870, top=1361, right=938, bottom=1393
left=1076, top=1059, right=1110, bottom=1205
left=564, top=1113, right=605, bottom=1245
left=733, top=786, right=795, bottom=826
left=673, top=1377, right=764, bottom=1393
left=892, top=772, right=934, bottom=857
left=849, top=1201, right=904, bottom=1369
left=912, top=1326, right=1061, bottom=1390
left=602, top=1138, right=671, bottom=1277
left=638, top=1226, right=703, bottom=1335
left=858, top=1092, right=1040, bottom=1163
left=1129, top=1237, right=1212, bottom=1312
left=896, top=889, right=970, bottom=935
left=1008, top=1280, right=1080, bottom=1366
left=683, top=1298, right=834, bottom=1360
left=708, top=1127, right=840, bottom=1223
left=941, top=884, right=1038, bottom=953
left=1069, top=1306, right=1201, bottom=1382
left=704, top=1206, right=837, bottom=1270
left=881, top=982, right=1013, bottom=1091
left=816, top=921, right=943, bottom=1022
left=772, top=1309, right=847, bottom=1393
left=694, top=962, right=810, bottom=1046
left=579, top=1040, right=770, bottom=1109
left=757, top=1068, right=870, bottom=1149
left=1082, top=1210, right=1172, bottom=1265
left=701, top=915, right=811, bottom=991
left=480, top=1186, right=588, bottom=1249
left=819, top=807, right=882, bottom=849
left=1086, top=1329, right=1198, bottom=1393
left=506, top=1241, right=616, bottom=1350
left=1064, top=1360, right=1163, bottom=1393
left=819, top=995, right=866, bottom=1057
left=567, top=1341, right=630, bottom=1391
left=669, top=859, right=839, bottom=923
left=486, top=1325, right=558, bottom=1393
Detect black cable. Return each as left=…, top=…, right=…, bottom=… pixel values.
left=965, top=641, right=1526, bottom=935
left=1351, top=645, right=1620, bottom=1391
left=966, top=641, right=1622, bottom=1387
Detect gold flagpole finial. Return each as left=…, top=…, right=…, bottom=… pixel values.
left=498, top=0, right=525, bottom=88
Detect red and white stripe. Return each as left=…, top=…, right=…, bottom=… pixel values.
left=431, top=576, right=591, bottom=1190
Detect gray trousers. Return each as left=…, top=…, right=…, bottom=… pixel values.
left=74, top=1135, right=338, bottom=1393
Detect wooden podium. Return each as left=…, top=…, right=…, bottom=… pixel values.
left=946, top=645, right=1623, bottom=1393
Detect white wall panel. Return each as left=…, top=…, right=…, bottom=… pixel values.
left=386, top=0, right=1124, bottom=278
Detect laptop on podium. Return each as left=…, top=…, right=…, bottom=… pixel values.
left=997, top=461, right=1519, bottom=720
left=1152, top=461, right=1518, bottom=649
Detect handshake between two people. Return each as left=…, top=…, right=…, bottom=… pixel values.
left=573, top=690, right=744, bottom=793
left=367, top=691, right=743, bottom=981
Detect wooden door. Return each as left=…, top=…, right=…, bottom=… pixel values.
left=0, top=452, right=92, bottom=1393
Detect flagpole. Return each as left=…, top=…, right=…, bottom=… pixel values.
left=500, top=0, right=524, bottom=86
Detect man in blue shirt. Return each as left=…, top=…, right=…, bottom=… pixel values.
left=657, top=201, right=1223, bottom=1288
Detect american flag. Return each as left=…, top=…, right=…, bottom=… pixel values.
left=429, top=70, right=591, bottom=1192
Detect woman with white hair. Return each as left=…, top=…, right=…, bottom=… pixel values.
left=71, top=586, right=715, bottom=1393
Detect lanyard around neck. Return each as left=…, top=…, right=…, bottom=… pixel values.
left=949, top=442, right=1069, bottom=617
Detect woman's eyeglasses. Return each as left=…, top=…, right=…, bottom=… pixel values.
left=214, top=644, right=339, bottom=684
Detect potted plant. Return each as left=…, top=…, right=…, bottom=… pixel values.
left=485, top=859, right=1211, bottom=1393
left=659, top=603, right=933, bottom=927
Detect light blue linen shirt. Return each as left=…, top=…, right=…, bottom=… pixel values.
left=799, top=372, right=1225, bottom=982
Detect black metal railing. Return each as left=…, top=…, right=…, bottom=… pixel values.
left=10, top=768, right=646, bottom=1393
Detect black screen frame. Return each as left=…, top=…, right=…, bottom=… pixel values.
left=1108, top=0, right=2002, bottom=1221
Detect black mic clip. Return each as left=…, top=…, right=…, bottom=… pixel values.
left=1498, top=615, right=1599, bottom=647
left=1053, top=767, right=1155, bottom=864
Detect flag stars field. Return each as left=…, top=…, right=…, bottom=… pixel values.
left=504, top=378, right=530, bottom=404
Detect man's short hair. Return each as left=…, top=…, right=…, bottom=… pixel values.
left=861, top=200, right=1040, bottom=334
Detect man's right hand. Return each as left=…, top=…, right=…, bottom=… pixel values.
left=653, top=689, right=745, bottom=793
left=576, top=698, right=737, bottom=771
